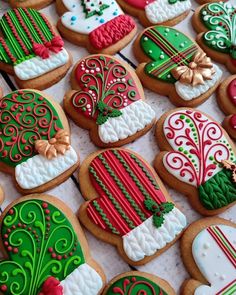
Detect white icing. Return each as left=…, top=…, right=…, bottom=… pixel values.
left=145, top=0, right=191, bottom=24
left=192, top=225, right=236, bottom=295
left=122, top=207, right=187, bottom=262
left=98, top=100, right=155, bottom=143
left=15, top=147, right=78, bottom=189
left=14, top=48, right=69, bottom=80
left=61, top=0, right=123, bottom=34
left=175, top=65, right=222, bottom=101
left=60, top=263, right=103, bottom=295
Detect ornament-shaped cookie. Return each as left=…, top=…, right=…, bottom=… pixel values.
left=192, top=2, right=236, bottom=73
left=217, top=75, right=236, bottom=139
left=56, top=0, right=137, bottom=54
left=181, top=217, right=236, bottom=295
left=0, top=8, right=72, bottom=90
left=9, top=0, right=54, bottom=9
left=102, top=271, right=176, bottom=295
left=155, top=108, right=236, bottom=216
left=116, top=0, right=191, bottom=27
left=64, top=54, right=156, bottom=147
left=0, top=89, right=79, bottom=193
left=134, top=26, right=222, bottom=107
left=0, top=195, right=105, bottom=295
left=78, top=148, right=187, bottom=265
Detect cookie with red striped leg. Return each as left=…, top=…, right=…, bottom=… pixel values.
left=78, top=148, right=187, bottom=265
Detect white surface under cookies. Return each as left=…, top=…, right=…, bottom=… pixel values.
left=0, top=1, right=235, bottom=293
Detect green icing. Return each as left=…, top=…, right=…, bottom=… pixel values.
left=0, top=90, right=63, bottom=167
left=0, top=199, right=85, bottom=295
left=199, top=168, right=236, bottom=210
left=140, top=26, right=198, bottom=83
left=106, top=275, right=168, bottom=295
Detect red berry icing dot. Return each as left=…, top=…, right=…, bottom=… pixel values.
left=42, top=202, right=48, bottom=209
left=1, top=285, right=7, bottom=292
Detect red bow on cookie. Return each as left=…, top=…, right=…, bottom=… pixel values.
left=33, top=36, right=64, bottom=59
left=39, top=277, right=63, bottom=295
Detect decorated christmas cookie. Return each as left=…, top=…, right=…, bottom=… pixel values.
left=64, top=54, right=156, bottom=147
left=217, top=75, right=236, bottom=140
left=196, top=0, right=226, bottom=3
left=56, top=0, right=137, bottom=54
left=116, top=0, right=191, bottom=27
left=155, top=108, right=236, bottom=216
left=102, top=271, right=176, bottom=295
left=0, top=186, right=4, bottom=206
left=78, top=148, right=187, bottom=265
left=181, top=217, right=236, bottom=295
left=0, top=89, right=79, bottom=193
left=0, top=8, right=72, bottom=90
left=192, top=2, right=236, bottom=74
left=134, top=26, right=222, bottom=107
left=9, top=0, right=54, bottom=9
left=0, top=194, right=105, bottom=295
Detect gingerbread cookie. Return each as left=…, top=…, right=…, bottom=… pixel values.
left=116, top=0, right=191, bottom=27
left=155, top=108, right=236, bottom=216
left=56, top=0, right=137, bottom=54
left=192, top=2, right=236, bottom=73
left=181, top=217, right=236, bottom=295
left=102, top=271, right=176, bottom=295
left=78, top=148, right=187, bottom=265
left=0, top=8, right=72, bottom=90
left=217, top=75, right=236, bottom=139
left=134, top=26, right=222, bottom=107
left=9, top=0, right=54, bottom=9
left=0, top=89, right=79, bottom=193
left=0, top=194, right=105, bottom=295
left=64, top=54, right=156, bottom=147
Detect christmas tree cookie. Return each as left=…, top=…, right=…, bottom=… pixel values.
left=9, top=0, right=54, bottom=9
left=0, top=195, right=105, bottom=295
left=217, top=75, right=236, bottom=140
left=78, top=148, right=187, bottom=265
left=116, top=0, right=191, bottom=27
left=0, top=89, right=79, bottom=193
left=102, top=271, right=176, bottom=295
left=192, top=2, right=236, bottom=73
left=181, top=217, right=236, bottom=295
left=0, top=8, right=72, bottom=90
left=56, top=0, right=137, bottom=54
left=134, top=26, right=222, bottom=107
left=64, top=54, right=156, bottom=147
left=155, top=108, right=236, bottom=216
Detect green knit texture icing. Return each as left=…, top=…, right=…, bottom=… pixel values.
left=0, top=199, right=85, bottom=295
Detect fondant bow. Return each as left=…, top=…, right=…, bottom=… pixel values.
left=38, top=277, right=63, bottom=295
left=35, top=129, right=70, bottom=160
left=221, top=160, right=236, bottom=183
left=33, top=36, right=64, bottom=59
left=171, top=51, right=215, bottom=86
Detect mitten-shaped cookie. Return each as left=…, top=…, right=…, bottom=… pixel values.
left=181, top=217, right=236, bottom=295
left=0, top=195, right=105, bottom=295
left=155, top=108, right=236, bottom=216
left=134, top=26, right=222, bottom=107
left=64, top=55, right=156, bottom=147
left=0, top=8, right=72, bottom=90
left=56, top=0, right=137, bottom=54
left=102, top=271, right=176, bottom=295
left=9, top=0, right=54, bottom=9
left=192, top=2, right=236, bottom=73
left=217, top=75, right=236, bottom=139
left=78, top=148, right=187, bottom=265
left=117, top=0, right=191, bottom=27
left=0, top=89, right=79, bottom=193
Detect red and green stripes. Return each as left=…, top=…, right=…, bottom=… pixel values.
left=216, top=279, right=236, bottom=295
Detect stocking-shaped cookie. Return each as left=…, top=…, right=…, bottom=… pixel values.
left=64, top=54, right=156, bottom=147
left=78, top=149, right=187, bottom=265
left=134, top=26, right=222, bottom=107
left=0, top=89, right=79, bottom=193
left=217, top=75, right=236, bottom=139
left=117, top=0, right=191, bottom=27
left=9, top=0, right=54, bottom=9
left=181, top=218, right=236, bottom=295
left=0, top=195, right=105, bottom=295
left=192, top=2, right=236, bottom=73
left=0, top=8, right=71, bottom=90
left=56, top=0, right=137, bottom=54
left=155, top=108, right=236, bottom=215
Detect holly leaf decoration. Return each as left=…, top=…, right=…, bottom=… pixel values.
left=153, top=214, right=165, bottom=228
left=96, top=101, right=122, bottom=125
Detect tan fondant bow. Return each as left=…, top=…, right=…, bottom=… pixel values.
left=171, top=51, right=215, bottom=86
left=221, top=160, right=236, bottom=183
left=35, top=129, right=70, bottom=160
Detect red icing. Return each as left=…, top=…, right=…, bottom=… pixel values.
left=89, top=14, right=136, bottom=49
left=124, top=0, right=155, bottom=9
left=230, top=114, right=236, bottom=129
left=39, top=277, right=63, bottom=295
left=227, top=78, right=236, bottom=106
left=33, top=36, right=64, bottom=59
